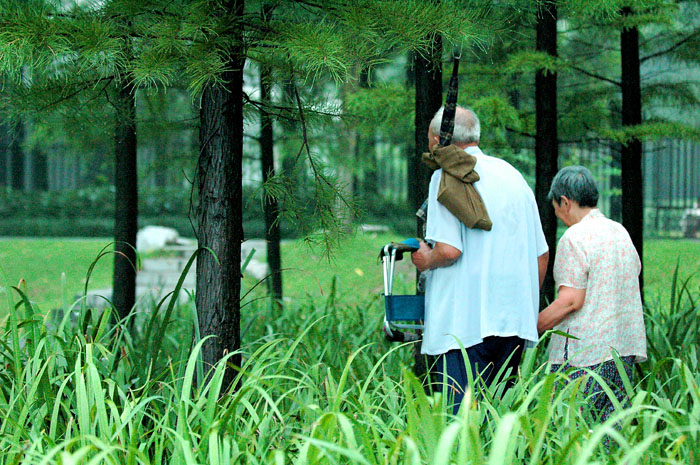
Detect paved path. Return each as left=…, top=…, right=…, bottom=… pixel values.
left=85, top=239, right=269, bottom=308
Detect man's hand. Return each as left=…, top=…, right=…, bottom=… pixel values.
left=411, top=241, right=461, bottom=272
left=410, top=241, right=433, bottom=272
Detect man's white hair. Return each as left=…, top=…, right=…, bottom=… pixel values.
left=429, top=106, right=480, bottom=144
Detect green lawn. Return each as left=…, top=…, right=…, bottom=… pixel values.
left=0, top=238, right=114, bottom=312
left=0, top=234, right=697, bottom=314
left=643, top=238, right=700, bottom=306
left=272, top=230, right=418, bottom=306
left=274, top=233, right=700, bottom=307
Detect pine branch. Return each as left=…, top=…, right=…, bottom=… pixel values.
left=38, top=76, right=115, bottom=111
left=291, top=83, right=343, bottom=204
left=565, top=37, right=619, bottom=54
left=505, top=126, right=535, bottom=139
left=243, top=92, right=345, bottom=121
left=568, top=64, right=620, bottom=87
left=641, top=29, right=700, bottom=63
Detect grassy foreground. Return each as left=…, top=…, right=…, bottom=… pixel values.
left=0, top=234, right=699, bottom=463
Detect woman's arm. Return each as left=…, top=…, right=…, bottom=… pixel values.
left=538, top=251, right=549, bottom=289
left=537, top=286, right=586, bottom=333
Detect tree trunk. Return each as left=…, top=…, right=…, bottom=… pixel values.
left=9, top=119, right=25, bottom=191
left=411, top=39, right=443, bottom=213
left=412, top=35, right=442, bottom=386
left=0, top=122, right=8, bottom=187
left=620, top=6, right=644, bottom=291
left=31, top=146, right=48, bottom=191
left=260, top=62, right=283, bottom=307
left=196, top=0, right=245, bottom=391
left=112, top=78, right=138, bottom=320
left=535, top=0, right=558, bottom=308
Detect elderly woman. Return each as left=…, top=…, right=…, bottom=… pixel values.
left=538, top=166, right=647, bottom=423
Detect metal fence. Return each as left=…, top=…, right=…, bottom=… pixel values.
left=560, top=139, right=700, bottom=238
left=645, top=139, right=700, bottom=237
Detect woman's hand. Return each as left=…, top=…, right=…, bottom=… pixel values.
left=538, top=286, right=586, bottom=334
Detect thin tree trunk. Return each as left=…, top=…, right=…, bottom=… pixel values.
left=0, top=122, right=8, bottom=187
left=620, top=6, right=644, bottom=291
left=112, top=78, right=138, bottom=320
left=412, top=35, right=442, bottom=386
left=535, top=0, right=558, bottom=308
left=32, top=146, right=48, bottom=191
left=196, top=0, right=245, bottom=391
left=260, top=62, right=283, bottom=307
left=411, top=41, right=442, bottom=214
left=9, top=119, right=24, bottom=191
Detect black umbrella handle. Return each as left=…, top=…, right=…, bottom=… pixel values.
left=438, top=55, right=460, bottom=147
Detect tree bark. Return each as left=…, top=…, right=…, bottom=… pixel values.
left=535, top=0, right=558, bottom=308
left=411, top=39, right=443, bottom=213
left=412, top=36, right=442, bottom=386
left=112, top=78, right=138, bottom=320
left=196, top=0, right=245, bottom=391
left=260, top=62, right=283, bottom=307
left=620, top=6, right=644, bottom=290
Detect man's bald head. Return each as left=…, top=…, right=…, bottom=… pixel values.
left=429, top=106, right=480, bottom=146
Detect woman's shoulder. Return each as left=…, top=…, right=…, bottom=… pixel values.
left=559, top=216, right=605, bottom=246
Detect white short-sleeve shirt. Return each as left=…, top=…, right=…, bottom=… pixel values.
left=421, top=146, right=548, bottom=355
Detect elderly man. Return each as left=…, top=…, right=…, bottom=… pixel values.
left=411, top=106, right=549, bottom=412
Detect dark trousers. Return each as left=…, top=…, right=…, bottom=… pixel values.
left=436, top=336, right=524, bottom=414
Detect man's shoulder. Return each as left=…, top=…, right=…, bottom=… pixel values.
left=477, top=150, right=527, bottom=181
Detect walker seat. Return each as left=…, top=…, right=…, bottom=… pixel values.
left=380, top=238, right=425, bottom=341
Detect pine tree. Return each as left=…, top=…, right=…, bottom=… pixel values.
left=258, top=3, right=282, bottom=308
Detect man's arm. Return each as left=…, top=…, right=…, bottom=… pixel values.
left=411, top=241, right=461, bottom=272
left=538, top=251, right=549, bottom=289
left=537, top=285, right=586, bottom=333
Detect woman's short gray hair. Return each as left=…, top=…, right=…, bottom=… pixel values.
left=429, top=106, right=480, bottom=144
left=547, top=165, right=599, bottom=207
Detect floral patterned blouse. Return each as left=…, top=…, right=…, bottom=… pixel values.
left=548, top=209, right=647, bottom=367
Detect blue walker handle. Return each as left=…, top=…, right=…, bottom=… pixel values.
left=380, top=238, right=421, bottom=261
left=400, top=238, right=420, bottom=250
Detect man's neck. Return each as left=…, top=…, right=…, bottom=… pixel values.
left=456, top=142, right=479, bottom=150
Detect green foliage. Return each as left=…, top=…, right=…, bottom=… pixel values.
left=0, top=186, right=193, bottom=218
left=0, top=257, right=699, bottom=463
left=505, top=50, right=561, bottom=75
left=343, top=84, right=414, bottom=134
left=0, top=217, right=116, bottom=238
left=602, top=120, right=700, bottom=144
